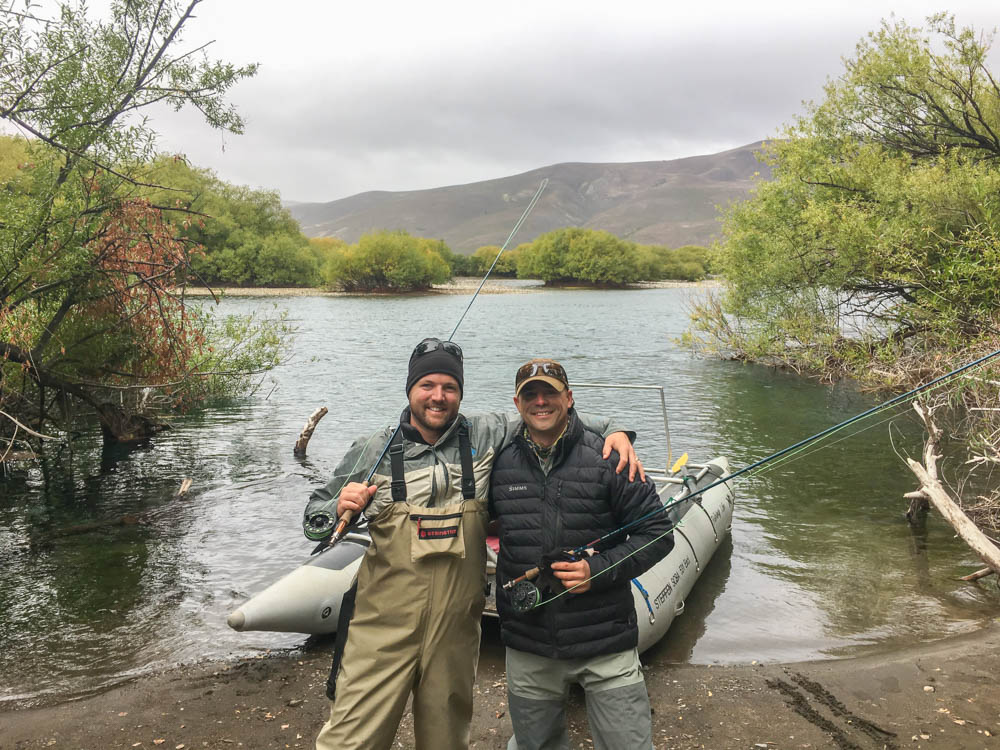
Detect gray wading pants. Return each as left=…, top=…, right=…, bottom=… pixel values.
left=505, top=647, right=654, bottom=750
left=315, top=498, right=488, bottom=750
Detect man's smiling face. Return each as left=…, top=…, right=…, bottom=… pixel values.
left=408, top=373, right=461, bottom=442
left=514, top=381, right=573, bottom=446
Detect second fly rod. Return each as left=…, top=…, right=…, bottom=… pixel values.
left=503, top=344, right=1000, bottom=602
left=315, top=178, right=549, bottom=548
left=568, top=344, right=1000, bottom=560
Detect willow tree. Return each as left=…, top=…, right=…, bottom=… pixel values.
left=688, top=13, right=1000, bottom=532
left=692, top=13, right=1000, bottom=378
left=471, top=245, right=518, bottom=276
left=0, top=0, right=287, bottom=447
left=142, top=156, right=321, bottom=287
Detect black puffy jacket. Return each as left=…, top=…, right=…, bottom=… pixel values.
left=489, top=410, right=674, bottom=659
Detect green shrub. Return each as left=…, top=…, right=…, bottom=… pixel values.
left=322, top=230, right=452, bottom=291
left=431, top=241, right=475, bottom=276
left=471, top=245, right=518, bottom=276
left=517, top=228, right=641, bottom=285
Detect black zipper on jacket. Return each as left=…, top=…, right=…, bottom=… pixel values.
left=544, top=477, right=565, bottom=650
left=408, top=511, right=463, bottom=521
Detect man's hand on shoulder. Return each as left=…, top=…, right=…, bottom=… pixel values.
left=602, top=432, right=645, bottom=482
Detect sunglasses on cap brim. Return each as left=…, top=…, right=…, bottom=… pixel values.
left=517, top=361, right=566, bottom=381
left=413, top=338, right=463, bottom=361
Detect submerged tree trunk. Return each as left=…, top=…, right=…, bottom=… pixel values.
left=52, top=478, right=193, bottom=538
left=905, top=402, right=1000, bottom=576
left=94, top=402, right=170, bottom=444
left=294, top=407, right=328, bottom=457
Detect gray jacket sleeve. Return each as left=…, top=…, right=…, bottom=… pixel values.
left=468, top=410, right=634, bottom=454
left=302, top=426, right=393, bottom=541
left=577, top=412, right=634, bottom=445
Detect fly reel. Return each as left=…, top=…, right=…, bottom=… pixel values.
left=508, top=579, right=542, bottom=613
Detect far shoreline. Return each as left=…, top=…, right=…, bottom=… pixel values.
left=177, top=277, right=721, bottom=297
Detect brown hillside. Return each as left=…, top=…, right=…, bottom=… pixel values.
left=288, top=142, right=769, bottom=251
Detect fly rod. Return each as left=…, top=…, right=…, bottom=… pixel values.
left=313, top=178, right=549, bottom=548
left=576, top=345, right=1000, bottom=557
left=506, top=345, right=1000, bottom=602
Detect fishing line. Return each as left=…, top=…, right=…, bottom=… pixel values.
left=580, top=346, right=1000, bottom=552
left=518, top=467, right=729, bottom=611
left=449, top=179, right=547, bottom=342
left=515, top=346, right=1000, bottom=609
left=534, top=381, right=952, bottom=609
left=536, top=514, right=690, bottom=609
left=752, top=406, right=909, bottom=478
left=539, top=397, right=924, bottom=608
left=749, top=356, right=992, bottom=480
left=531, top=397, right=969, bottom=610
left=308, top=179, right=549, bottom=546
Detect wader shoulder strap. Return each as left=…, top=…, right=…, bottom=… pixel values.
left=389, top=428, right=407, bottom=503
left=457, top=417, right=476, bottom=500
left=389, top=417, right=476, bottom=502
left=325, top=579, right=358, bottom=701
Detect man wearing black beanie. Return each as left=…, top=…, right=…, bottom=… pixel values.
left=304, top=337, right=643, bottom=750
left=405, top=337, right=464, bottom=397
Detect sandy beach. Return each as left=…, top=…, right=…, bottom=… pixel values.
left=177, top=278, right=719, bottom=298
left=4, top=618, right=999, bottom=749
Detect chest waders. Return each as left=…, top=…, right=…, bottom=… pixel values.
left=317, top=418, right=489, bottom=750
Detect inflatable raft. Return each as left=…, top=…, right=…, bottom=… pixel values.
left=228, top=457, right=734, bottom=651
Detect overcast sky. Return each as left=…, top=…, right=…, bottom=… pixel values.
left=141, top=0, right=997, bottom=203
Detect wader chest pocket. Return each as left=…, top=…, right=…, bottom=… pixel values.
left=409, top=508, right=465, bottom=561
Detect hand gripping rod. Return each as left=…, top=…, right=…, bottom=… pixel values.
left=318, top=179, right=549, bottom=548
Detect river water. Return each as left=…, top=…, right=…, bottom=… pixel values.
left=1, top=284, right=996, bottom=708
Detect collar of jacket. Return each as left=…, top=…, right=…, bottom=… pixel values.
left=515, top=407, right=583, bottom=467
left=398, top=406, right=464, bottom=448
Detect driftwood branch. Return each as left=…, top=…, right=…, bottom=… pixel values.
left=960, top=567, right=996, bottom=582
left=294, top=407, right=328, bottom=457
left=905, top=402, right=1000, bottom=577
left=0, top=409, right=57, bottom=440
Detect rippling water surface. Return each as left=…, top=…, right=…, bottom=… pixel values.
left=1, top=285, right=996, bottom=706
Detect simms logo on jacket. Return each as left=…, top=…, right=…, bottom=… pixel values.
left=507, top=484, right=528, bottom=493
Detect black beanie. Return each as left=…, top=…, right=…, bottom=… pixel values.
left=406, top=341, right=464, bottom=396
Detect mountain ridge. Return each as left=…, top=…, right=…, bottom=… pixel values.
left=288, top=141, right=769, bottom=251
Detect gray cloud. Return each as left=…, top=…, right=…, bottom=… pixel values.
left=149, top=2, right=999, bottom=202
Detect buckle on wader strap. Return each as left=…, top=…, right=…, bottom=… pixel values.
left=457, top=418, right=476, bottom=500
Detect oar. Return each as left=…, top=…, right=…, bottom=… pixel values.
left=670, top=453, right=688, bottom=475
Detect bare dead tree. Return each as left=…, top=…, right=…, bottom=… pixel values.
left=904, top=401, right=1000, bottom=579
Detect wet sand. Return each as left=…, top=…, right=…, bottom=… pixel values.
left=4, top=619, right=999, bottom=749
